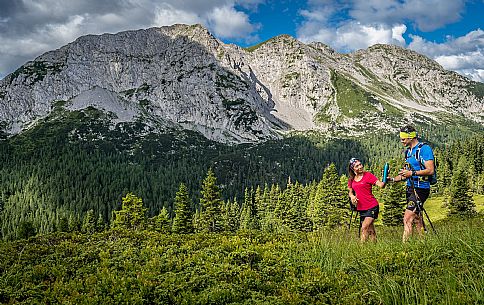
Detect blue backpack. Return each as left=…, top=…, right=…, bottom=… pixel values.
left=405, top=142, right=437, bottom=185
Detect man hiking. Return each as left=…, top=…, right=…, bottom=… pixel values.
left=388, top=125, right=435, bottom=242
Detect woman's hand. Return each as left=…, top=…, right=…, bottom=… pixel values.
left=349, top=195, right=358, bottom=205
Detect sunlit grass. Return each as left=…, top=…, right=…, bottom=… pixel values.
left=1, top=215, right=483, bottom=304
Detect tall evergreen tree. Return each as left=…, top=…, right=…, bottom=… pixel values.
left=240, top=187, right=260, bottom=230
left=284, top=181, right=311, bottom=231
left=225, top=198, right=240, bottom=232
left=322, top=163, right=348, bottom=227
left=112, top=193, right=147, bottom=230
left=68, top=214, right=80, bottom=232
left=197, top=168, right=223, bottom=232
left=309, top=164, right=348, bottom=229
left=448, top=157, right=476, bottom=217
left=96, top=213, right=105, bottom=232
left=17, top=220, right=36, bottom=239
left=153, top=207, right=171, bottom=233
left=172, top=183, right=193, bottom=234
left=308, top=180, right=327, bottom=230
left=382, top=159, right=406, bottom=226
left=57, top=216, right=69, bottom=232
left=81, top=209, right=96, bottom=234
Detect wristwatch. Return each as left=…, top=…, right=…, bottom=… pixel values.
left=412, top=170, right=417, bottom=176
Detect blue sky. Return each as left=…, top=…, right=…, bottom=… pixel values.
left=0, top=0, right=483, bottom=81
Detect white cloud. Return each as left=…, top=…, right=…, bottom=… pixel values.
left=207, top=5, right=259, bottom=40
left=408, top=30, right=484, bottom=82
left=153, top=4, right=202, bottom=26
left=0, top=0, right=262, bottom=78
left=297, top=1, right=483, bottom=82
left=392, top=24, right=406, bottom=44
left=298, top=22, right=407, bottom=51
left=350, top=0, right=465, bottom=31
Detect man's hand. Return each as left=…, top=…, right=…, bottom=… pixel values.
left=398, top=169, right=412, bottom=179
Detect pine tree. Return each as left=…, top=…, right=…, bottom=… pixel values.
left=81, top=209, right=96, bottom=234
left=308, top=180, right=326, bottom=230
left=259, top=184, right=272, bottom=231
left=284, top=181, right=311, bottom=231
left=112, top=193, right=147, bottom=230
left=172, top=183, right=193, bottom=234
left=309, top=164, right=348, bottom=229
left=197, top=168, right=223, bottom=232
left=240, top=187, right=260, bottom=230
left=68, top=214, right=80, bottom=232
left=448, top=157, right=476, bottom=217
left=96, top=213, right=105, bottom=232
left=382, top=159, right=406, bottom=226
left=57, top=216, right=69, bottom=232
left=153, top=207, right=171, bottom=233
left=17, top=220, right=36, bottom=239
left=226, top=198, right=240, bottom=232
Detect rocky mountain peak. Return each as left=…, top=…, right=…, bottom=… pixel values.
left=0, top=24, right=482, bottom=142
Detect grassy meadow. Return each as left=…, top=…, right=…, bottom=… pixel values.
left=0, top=197, right=483, bottom=305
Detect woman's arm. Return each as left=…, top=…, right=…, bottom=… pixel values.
left=374, top=180, right=386, bottom=188
left=348, top=187, right=358, bottom=206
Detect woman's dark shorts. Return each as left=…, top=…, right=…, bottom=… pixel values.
left=359, top=205, right=379, bottom=221
left=406, top=186, right=430, bottom=212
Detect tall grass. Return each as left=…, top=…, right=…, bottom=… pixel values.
left=0, top=217, right=483, bottom=304
left=282, top=217, right=484, bottom=304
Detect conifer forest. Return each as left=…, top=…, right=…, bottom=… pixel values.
left=0, top=110, right=483, bottom=304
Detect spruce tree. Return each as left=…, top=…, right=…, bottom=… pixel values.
left=284, top=181, right=311, bottom=231
left=17, top=220, right=35, bottom=239
left=68, top=214, right=80, bottom=232
left=240, top=187, right=260, bottom=230
left=172, top=183, right=193, bottom=234
left=57, top=216, right=69, bottom=232
left=382, top=159, right=406, bottom=226
left=309, top=164, right=348, bottom=228
left=259, top=184, right=272, bottom=231
left=96, top=213, right=105, bottom=232
left=308, top=180, right=326, bottom=230
left=226, top=198, right=240, bottom=232
left=153, top=207, right=171, bottom=233
left=448, top=157, right=476, bottom=217
left=197, top=168, right=223, bottom=232
left=112, top=193, right=147, bottom=230
left=81, top=209, right=96, bottom=234
left=323, top=163, right=349, bottom=226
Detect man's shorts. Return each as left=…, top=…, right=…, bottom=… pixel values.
left=359, top=205, right=379, bottom=221
left=406, top=186, right=430, bottom=212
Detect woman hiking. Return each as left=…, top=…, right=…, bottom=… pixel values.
left=347, top=158, right=386, bottom=242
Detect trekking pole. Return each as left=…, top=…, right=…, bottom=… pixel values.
left=347, top=200, right=360, bottom=238
left=420, top=204, right=436, bottom=233
left=348, top=209, right=354, bottom=230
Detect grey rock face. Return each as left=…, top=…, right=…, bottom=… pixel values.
left=0, top=24, right=482, bottom=142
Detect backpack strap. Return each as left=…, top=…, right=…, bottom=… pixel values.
left=415, top=142, right=427, bottom=169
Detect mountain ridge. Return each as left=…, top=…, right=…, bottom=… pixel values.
left=0, top=24, right=482, bottom=143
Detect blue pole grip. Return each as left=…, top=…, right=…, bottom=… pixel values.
left=382, top=163, right=389, bottom=183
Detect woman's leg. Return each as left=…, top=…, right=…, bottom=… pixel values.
left=360, top=217, right=374, bottom=242
left=368, top=222, right=377, bottom=242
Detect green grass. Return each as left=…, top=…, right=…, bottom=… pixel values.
left=329, top=70, right=378, bottom=117
left=1, top=217, right=483, bottom=304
